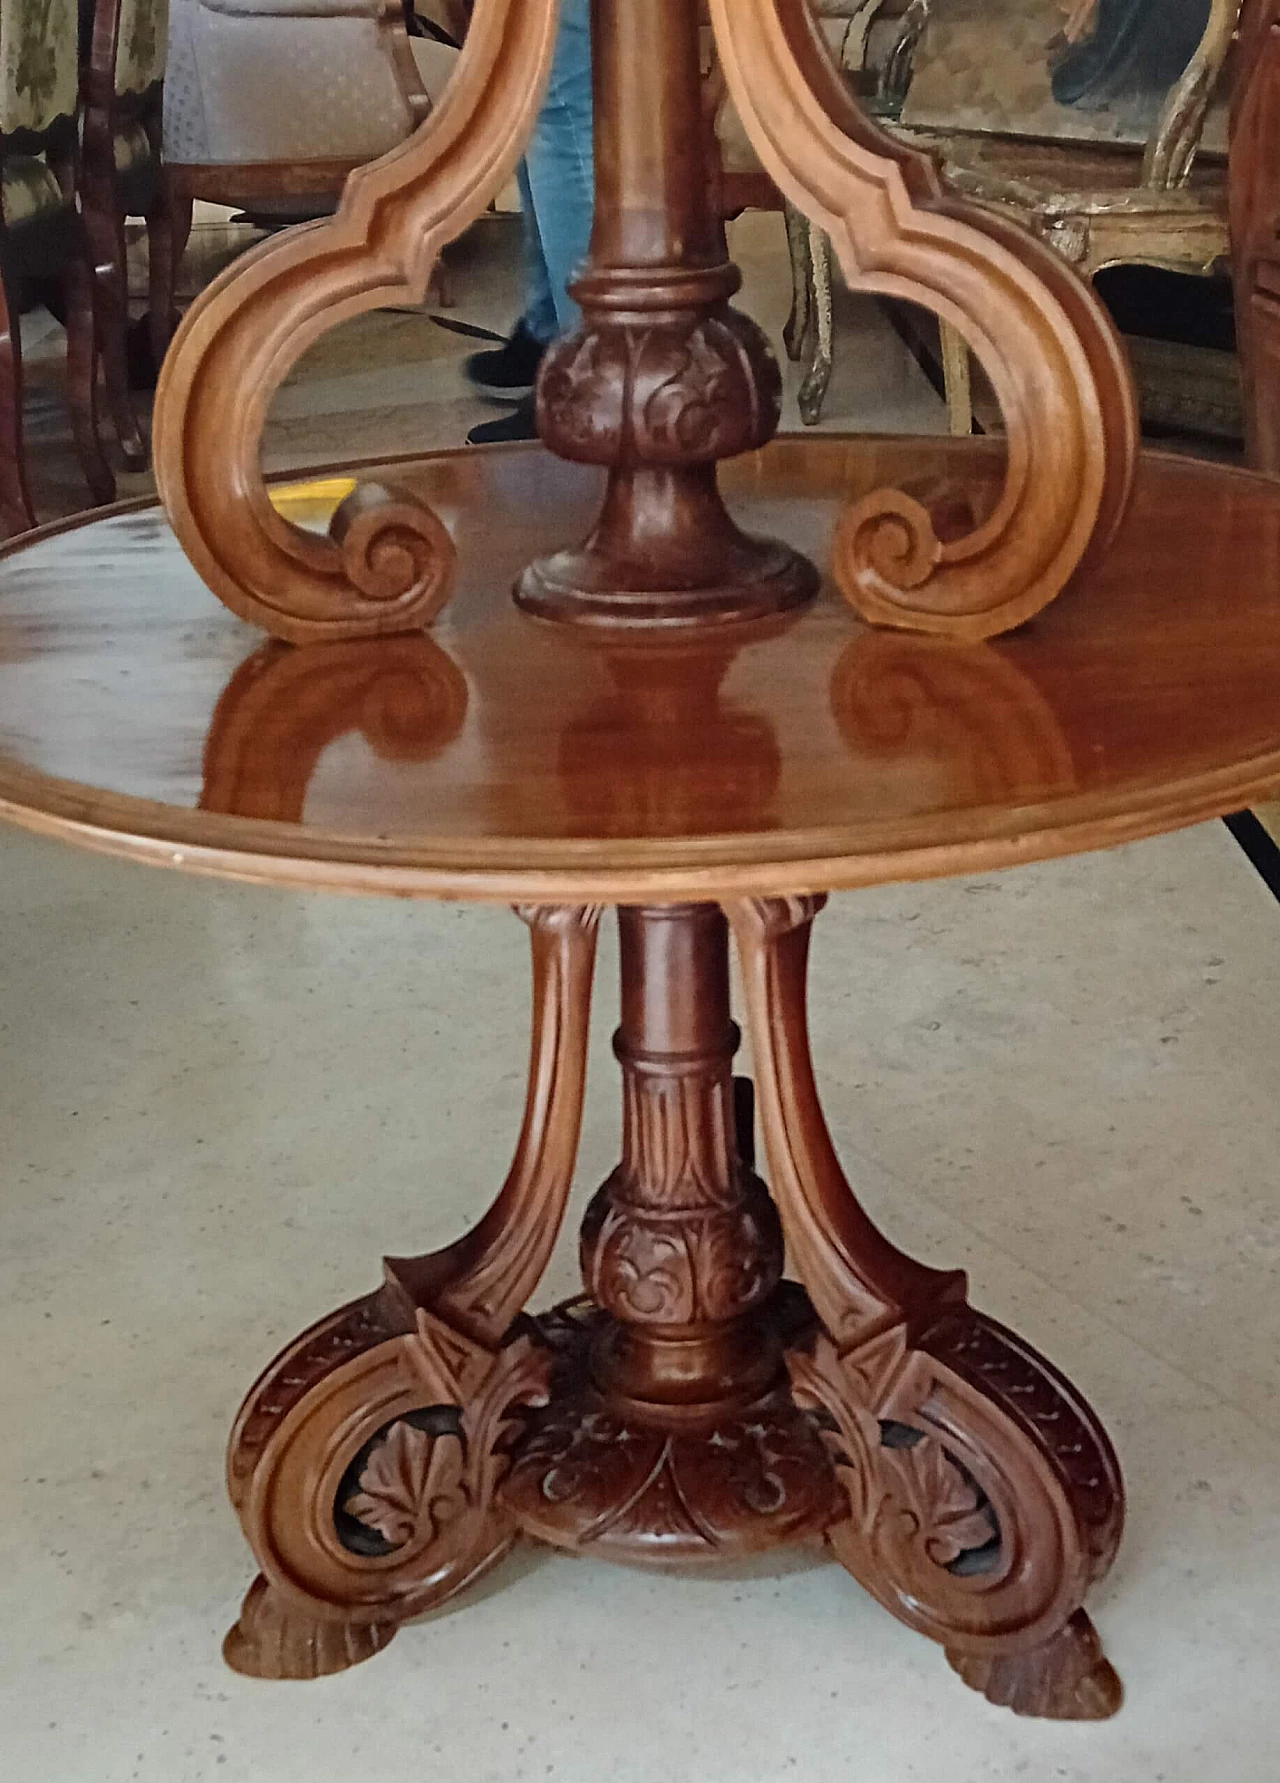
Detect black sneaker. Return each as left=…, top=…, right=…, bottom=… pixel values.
left=466, top=397, right=539, bottom=446
left=463, top=321, right=547, bottom=400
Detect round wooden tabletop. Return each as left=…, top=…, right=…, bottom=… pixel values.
left=1, top=434, right=1278, bottom=903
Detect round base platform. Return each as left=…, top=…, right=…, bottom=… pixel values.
left=514, top=533, right=819, bottom=632
left=502, top=1298, right=839, bottom=1566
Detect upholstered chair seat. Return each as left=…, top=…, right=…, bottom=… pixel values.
left=1, top=156, right=71, bottom=229
left=164, top=0, right=435, bottom=170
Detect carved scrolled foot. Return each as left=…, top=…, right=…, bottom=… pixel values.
left=221, top=902, right=600, bottom=1674
left=947, top=1611, right=1123, bottom=1721
left=223, top=1576, right=396, bottom=1681
left=788, top=1312, right=1124, bottom=1720
left=710, top=0, right=1139, bottom=639
left=151, top=0, right=565, bottom=643
left=728, top=895, right=1125, bottom=1721
left=226, top=1305, right=551, bottom=1672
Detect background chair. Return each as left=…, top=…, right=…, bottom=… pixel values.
left=158, top=0, right=458, bottom=343
left=877, top=0, right=1242, bottom=434
left=753, top=0, right=1239, bottom=431
left=0, top=0, right=114, bottom=533
left=81, top=0, right=173, bottom=469
left=162, top=0, right=455, bottom=223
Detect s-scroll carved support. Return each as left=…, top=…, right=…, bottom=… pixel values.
left=709, top=0, right=1139, bottom=641
left=726, top=897, right=1125, bottom=1719
left=222, top=903, right=600, bottom=1679
left=152, top=0, right=562, bottom=643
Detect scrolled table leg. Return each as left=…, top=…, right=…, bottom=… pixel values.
left=709, top=0, right=1139, bottom=640
left=152, top=0, right=562, bottom=643
left=726, top=896, right=1124, bottom=1721
left=222, top=904, right=601, bottom=1678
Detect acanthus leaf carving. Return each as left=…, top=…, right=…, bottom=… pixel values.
left=538, top=314, right=781, bottom=468
left=876, top=1437, right=999, bottom=1570
left=789, top=1329, right=1000, bottom=1602
left=345, top=1419, right=464, bottom=1551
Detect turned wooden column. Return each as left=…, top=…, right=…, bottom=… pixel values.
left=581, top=905, right=784, bottom=1413
left=501, top=902, right=836, bottom=1564
left=517, top=0, right=817, bottom=627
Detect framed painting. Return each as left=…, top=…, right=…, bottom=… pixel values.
left=899, top=0, right=1227, bottom=153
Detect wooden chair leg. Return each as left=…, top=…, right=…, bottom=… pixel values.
left=940, top=319, right=974, bottom=437
left=0, top=266, right=37, bottom=537
left=428, top=245, right=457, bottom=309
left=783, top=200, right=812, bottom=363
left=148, top=183, right=193, bottom=368
left=797, top=223, right=834, bottom=426
left=63, top=235, right=116, bottom=509
left=81, top=163, right=147, bottom=471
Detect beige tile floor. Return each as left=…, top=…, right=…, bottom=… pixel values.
left=2, top=825, right=1279, bottom=1783
left=3, top=212, right=1280, bottom=1781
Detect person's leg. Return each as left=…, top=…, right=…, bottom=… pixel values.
left=520, top=0, right=594, bottom=338
left=464, top=158, right=555, bottom=404
left=465, top=0, right=594, bottom=440
left=516, top=160, right=560, bottom=348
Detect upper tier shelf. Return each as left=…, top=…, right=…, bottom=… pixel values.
left=0, top=435, right=1277, bottom=903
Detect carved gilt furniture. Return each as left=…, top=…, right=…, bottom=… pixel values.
left=5, top=0, right=1280, bottom=1728
left=886, top=0, right=1242, bottom=433
left=781, top=0, right=1242, bottom=430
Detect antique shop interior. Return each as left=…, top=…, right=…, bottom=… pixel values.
left=1, top=2, right=1279, bottom=1780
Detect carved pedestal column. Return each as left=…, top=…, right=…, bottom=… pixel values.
left=516, top=0, right=818, bottom=629
left=503, top=904, right=837, bottom=1560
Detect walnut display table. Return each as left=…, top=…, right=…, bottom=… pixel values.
left=4, top=437, right=1280, bottom=1718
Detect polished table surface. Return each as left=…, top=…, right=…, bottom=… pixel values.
left=0, top=434, right=1278, bottom=902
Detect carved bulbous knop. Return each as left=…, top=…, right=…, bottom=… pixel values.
left=581, top=1172, right=784, bottom=1328
left=538, top=309, right=782, bottom=468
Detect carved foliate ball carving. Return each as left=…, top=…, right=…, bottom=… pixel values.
left=580, top=1172, right=783, bottom=1328
left=538, top=310, right=782, bottom=467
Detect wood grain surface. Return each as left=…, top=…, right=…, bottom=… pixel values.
left=0, top=434, right=1277, bottom=903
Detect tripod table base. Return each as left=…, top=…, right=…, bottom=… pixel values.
left=220, top=899, right=1124, bottom=1720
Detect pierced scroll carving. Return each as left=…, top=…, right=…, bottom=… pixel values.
left=727, top=894, right=1125, bottom=1719
left=787, top=1318, right=1123, bottom=1680
left=709, top=0, right=1139, bottom=641
left=152, top=0, right=561, bottom=643
left=222, top=903, right=600, bottom=1678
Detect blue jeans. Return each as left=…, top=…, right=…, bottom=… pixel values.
left=518, top=0, right=595, bottom=344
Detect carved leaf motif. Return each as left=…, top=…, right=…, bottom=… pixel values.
left=789, top=1335, right=995, bottom=1566
left=878, top=1439, right=996, bottom=1567
left=345, top=1420, right=466, bottom=1550
left=643, top=328, right=737, bottom=456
